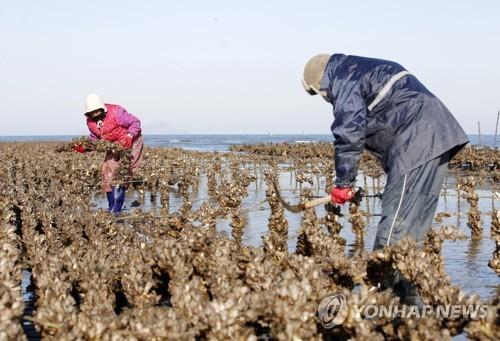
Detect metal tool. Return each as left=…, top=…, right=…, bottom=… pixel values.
left=272, top=180, right=332, bottom=213
left=272, top=180, right=381, bottom=214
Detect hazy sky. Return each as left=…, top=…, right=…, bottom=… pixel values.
left=1, top=0, right=499, bottom=135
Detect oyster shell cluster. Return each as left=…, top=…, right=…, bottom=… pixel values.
left=0, top=141, right=498, bottom=340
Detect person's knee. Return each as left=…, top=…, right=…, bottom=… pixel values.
left=372, top=236, right=387, bottom=251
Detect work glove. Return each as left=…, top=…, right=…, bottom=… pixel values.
left=331, top=186, right=354, bottom=205
left=73, top=144, right=85, bottom=153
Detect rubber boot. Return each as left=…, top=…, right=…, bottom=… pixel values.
left=112, top=186, right=126, bottom=213
left=398, top=282, right=424, bottom=309
left=106, top=189, right=115, bottom=211
left=390, top=271, right=424, bottom=309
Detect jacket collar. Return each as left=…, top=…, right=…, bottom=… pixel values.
left=320, top=54, right=346, bottom=90
left=320, top=54, right=347, bottom=105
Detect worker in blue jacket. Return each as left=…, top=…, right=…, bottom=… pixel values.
left=302, top=54, right=468, bottom=302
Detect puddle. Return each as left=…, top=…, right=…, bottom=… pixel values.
left=21, top=269, right=41, bottom=340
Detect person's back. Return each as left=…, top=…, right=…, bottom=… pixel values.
left=319, top=54, right=468, bottom=186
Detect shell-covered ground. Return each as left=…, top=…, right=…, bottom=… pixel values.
left=0, top=141, right=499, bottom=340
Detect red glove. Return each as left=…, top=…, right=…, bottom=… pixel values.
left=331, top=187, right=354, bottom=205
left=73, top=144, right=85, bottom=153
left=121, top=134, right=134, bottom=149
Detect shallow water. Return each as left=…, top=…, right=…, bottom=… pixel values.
left=1, top=134, right=497, bottom=150
left=21, top=270, right=40, bottom=340
left=91, top=167, right=499, bottom=301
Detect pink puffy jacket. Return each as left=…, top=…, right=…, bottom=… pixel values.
left=86, top=104, right=141, bottom=149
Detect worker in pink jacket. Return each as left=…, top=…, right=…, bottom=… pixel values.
left=75, top=94, right=144, bottom=213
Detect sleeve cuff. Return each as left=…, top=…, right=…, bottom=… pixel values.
left=335, top=179, right=356, bottom=188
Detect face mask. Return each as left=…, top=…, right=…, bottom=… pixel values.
left=318, top=90, right=331, bottom=103
left=89, top=112, right=106, bottom=122
left=95, top=113, right=106, bottom=121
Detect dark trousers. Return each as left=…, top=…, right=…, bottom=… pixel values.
left=373, top=151, right=451, bottom=251
left=372, top=151, right=451, bottom=298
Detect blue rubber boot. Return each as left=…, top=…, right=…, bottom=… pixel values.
left=112, top=186, right=126, bottom=213
left=106, top=189, right=115, bottom=211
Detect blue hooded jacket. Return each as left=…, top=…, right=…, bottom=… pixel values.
left=320, top=54, right=468, bottom=187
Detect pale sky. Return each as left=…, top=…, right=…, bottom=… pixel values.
left=1, top=0, right=499, bottom=135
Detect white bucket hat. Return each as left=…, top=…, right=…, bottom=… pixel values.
left=85, top=94, right=107, bottom=114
